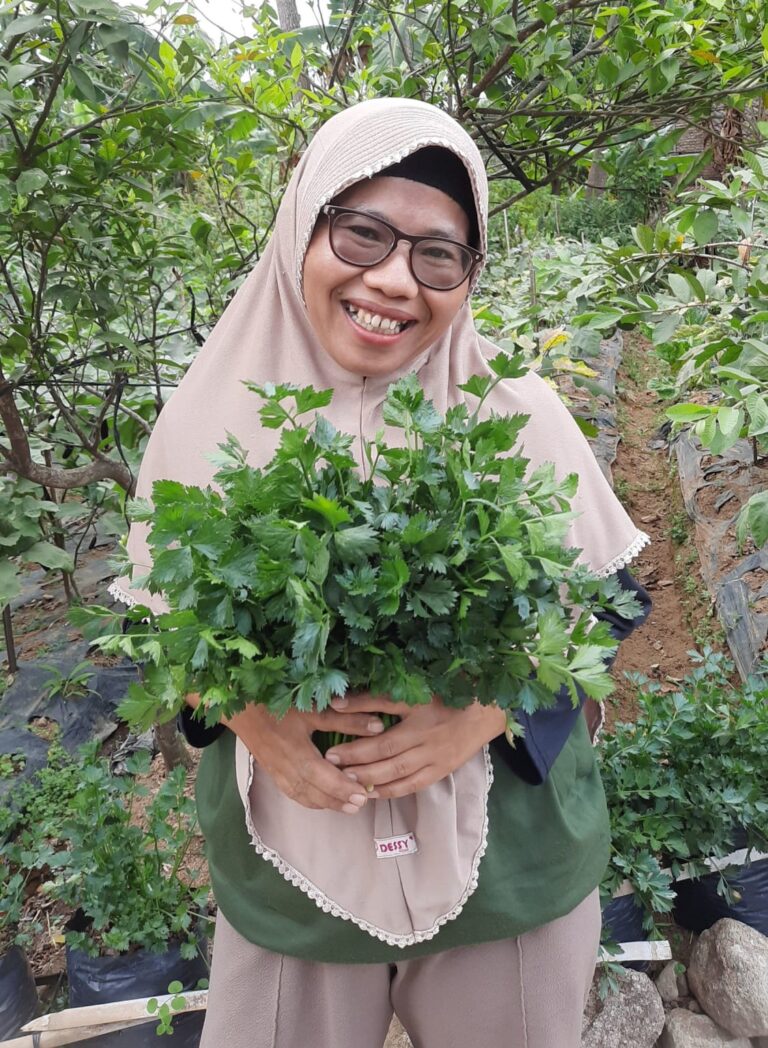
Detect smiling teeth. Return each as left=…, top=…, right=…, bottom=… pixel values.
left=345, top=304, right=407, bottom=334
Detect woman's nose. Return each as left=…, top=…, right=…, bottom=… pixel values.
left=361, top=241, right=420, bottom=299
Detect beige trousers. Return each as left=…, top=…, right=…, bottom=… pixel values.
left=200, top=888, right=600, bottom=1048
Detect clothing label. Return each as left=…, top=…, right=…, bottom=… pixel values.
left=374, top=832, right=418, bottom=859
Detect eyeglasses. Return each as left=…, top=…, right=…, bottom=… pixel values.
left=320, top=205, right=483, bottom=291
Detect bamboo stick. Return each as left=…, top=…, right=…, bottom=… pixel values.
left=600, top=940, right=672, bottom=963
left=22, top=989, right=208, bottom=1033
left=0, top=1018, right=150, bottom=1047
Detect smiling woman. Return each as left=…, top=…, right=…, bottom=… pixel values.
left=304, top=175, right=476, bottom=376
left=110, top=98, right=650, bottom=1048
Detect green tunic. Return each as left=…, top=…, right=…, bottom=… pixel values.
left=196, top=717, right=609, bottom=964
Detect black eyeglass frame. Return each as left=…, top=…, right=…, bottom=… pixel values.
left=320, top=204, right=484, bottom=292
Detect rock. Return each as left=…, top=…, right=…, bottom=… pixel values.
left=659, top=1010, right=751, bottom=1047
left=677, top=971, right=689, bottom=997
left=384, top=1016, right=412, bottom=1048
left=687, top=919, right=768, bottom=1037
left=689, top=999, right=703, bottom=1013
left=582, top=967, right=665, bottom=1048
left=657, top=962, right=683, bottom=1002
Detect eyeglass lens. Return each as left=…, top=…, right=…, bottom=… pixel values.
left=330, top=212, right=473, bottom=289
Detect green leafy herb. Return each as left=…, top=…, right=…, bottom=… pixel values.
left=80, top=361, right=639, bottom=732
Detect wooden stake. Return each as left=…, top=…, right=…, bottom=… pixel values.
left=0, top=1018, right=150, bottom=1047
left=22, top=989, right=208, bottom=1033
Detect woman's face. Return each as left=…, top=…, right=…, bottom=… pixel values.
left=303, top=176, right=472, bottom=378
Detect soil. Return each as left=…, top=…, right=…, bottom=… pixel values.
left=606, top=332, right=724, bottom=727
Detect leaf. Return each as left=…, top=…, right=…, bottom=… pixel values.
left=665, top=404, right=715, bottom=423
left=633, top=225, right=655, bottom=253
left=1, top=14, right=46, bottom=40
left=174, top=13, right=198, bottom=24
left=668, top=273, right=692, bottom=304
left=118, top=684, right=165, bottom=732
left=70, top=66, right=99, bottom=103
left=692, top=209, right=718, bottom=246
left=745, top=393, right=768, bottom=437
left=16, top=168, right=48, bottom=196
left=0, top=560, right=21, bottom=608
left=333, top=525, right=379, bottom=561
left=6, top=62, right=38, bottom=89
left=21, top=541, right=74, bottom=572
left=302, top=495, right=350, bottom=528
left=737, top=492, right=768, bottom=549
left=487, top=352, right=528, bottom=380
left=407, top=577, right=458, bottom=617
left=652, top=314, right=681, bottom=345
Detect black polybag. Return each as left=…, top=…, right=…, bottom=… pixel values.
left=0, top=945, right=39, bottom=1039
left=601, top=894, right=649, bottom=973
left=673, top=857, right=768, bottom=936
left=66, top=914, right=208, bottom=1046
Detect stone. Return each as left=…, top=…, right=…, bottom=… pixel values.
left=657, top=961, right=683, bottom=1002
left=384, top=1016, right=412, bottom=1048
left=659, top=1010, right=751, bottom=1047
left=752, top=1040, right=768, bottom=1048
left=687, top=919, right=768, bottom=1037
left=581, top=967, right=665, bottom=1048
left=677, top=971, right=690, bottom=997
left=689, top=999, right=703, bottom=1013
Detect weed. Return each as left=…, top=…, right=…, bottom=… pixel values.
left=0, top=753, right=25, bottom=778
left=40, top=660, right=94, bottom=701
left=614, top=476, right=631, bottom=503
left=669, top=511, right=690, bottom=545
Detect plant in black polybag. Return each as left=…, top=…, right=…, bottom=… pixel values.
left=42, top=744, right=210, bottom=959
left=600, top=648, right=768, bottom=934
left=74, top=356, right=641, bottom=743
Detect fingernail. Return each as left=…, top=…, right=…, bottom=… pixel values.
left=344, top=771, right=358, bottom=782
left=325, top=752, right=341, bottom=765
left=368, top=719, right=384, bottom=733
left=331, top=696, right=348, bottom=709
left=342, top=803, right=361, bottom=814
left=349, top=793, right=367, bottom=806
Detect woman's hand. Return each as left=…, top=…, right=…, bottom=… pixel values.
left=186, top=694, right=386, bottom=815
left=323, top=693, right=506, bottom=799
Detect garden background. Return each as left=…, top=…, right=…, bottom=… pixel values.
left=1, top=0, right=768, bottom=1044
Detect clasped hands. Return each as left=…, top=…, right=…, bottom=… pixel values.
left=225, top=693, right=506, bottom=816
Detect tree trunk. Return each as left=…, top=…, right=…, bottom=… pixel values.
left=154, top=719, right=193, bottom=772
left=276, top=0, right=300, bottom=31
left=585, top=150, right=608, bottom=197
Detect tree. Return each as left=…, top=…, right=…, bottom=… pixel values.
left=326, top=0, right=767, bottom=208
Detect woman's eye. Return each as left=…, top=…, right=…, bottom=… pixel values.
left=422, top=244, right=458, bottom=263
left=348, top=223, right=385, bottom=242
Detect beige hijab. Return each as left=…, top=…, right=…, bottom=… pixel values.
left=109, top=98, right=648, bottom=947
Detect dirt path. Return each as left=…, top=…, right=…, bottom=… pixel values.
left=608, top=332, right=724, bottom=725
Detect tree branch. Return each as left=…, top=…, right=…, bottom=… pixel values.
left=469, top=0, right=604, bottom=99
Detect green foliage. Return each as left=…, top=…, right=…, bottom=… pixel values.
left=42, top=745, right=209, bottom=957
left=78, top=369, right=640, bottom=730
left=0, top=477, right=74, bottom=611
left=579, top=156, right=768, bottom=546
left=146, top=978, right=209, bottom=1037
left=39, top=660, right=95, bottom=701
left=600, top=649, right=768, bottom=927
left=0, top=740, right=80, bottom=949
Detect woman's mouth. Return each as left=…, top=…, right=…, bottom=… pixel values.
left=342, top=302, right=414, bottom=337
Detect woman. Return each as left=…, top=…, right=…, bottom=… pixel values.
left=110, top=98, right=650, bottom=1048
